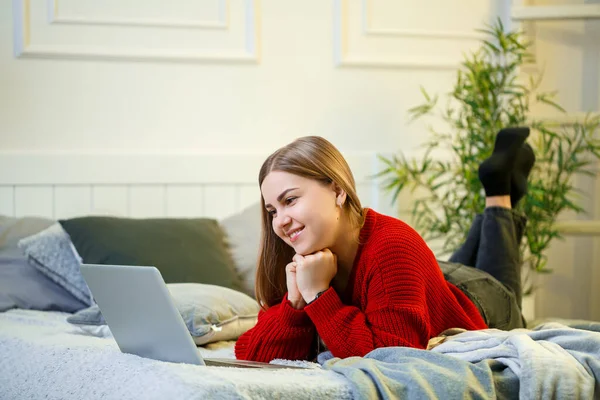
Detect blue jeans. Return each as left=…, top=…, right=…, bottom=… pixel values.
left=439, top=207, right=527, bottom=330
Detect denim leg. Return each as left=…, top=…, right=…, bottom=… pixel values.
left=513, top=212, right=526, bottom=249
left=475, top=207, right=527, bottom=308
left=448, top=215, right=484, bottom=267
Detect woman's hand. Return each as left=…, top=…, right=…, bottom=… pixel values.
left=293, top=249, right=338, bottom=304
left=285, top=261, right=307, bottom=309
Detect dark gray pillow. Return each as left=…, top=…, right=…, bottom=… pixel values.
left=59, top=216, right=244, bottom=291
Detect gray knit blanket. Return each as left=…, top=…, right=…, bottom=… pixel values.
left=0, top=309, right=351, bottom=400
left=2, top=309, right=599, bottom=400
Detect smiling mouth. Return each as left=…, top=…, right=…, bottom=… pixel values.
left=288, top=227, right=304, bottom=242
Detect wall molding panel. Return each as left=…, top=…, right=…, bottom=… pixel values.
left=48, top=0, right=229, bottom=30
left=12, top=0, right=260, bottom=63
left=333, top=0, right=483, bottom=70
left=512, top=4, right=600, bottom=21
left=361, top=0, right=481, bottom=40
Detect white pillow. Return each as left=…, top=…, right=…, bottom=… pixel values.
left=219, top=203, right=262, bottom=297
left=67, top=283, right=259, bottom=345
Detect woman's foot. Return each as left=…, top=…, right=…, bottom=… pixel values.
left=510, top=143, right=536, bottom=207
left=478, top=127, right=530, bottom=199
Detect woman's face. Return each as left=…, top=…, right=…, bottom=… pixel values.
left=261, top=171, right=342, bottom=256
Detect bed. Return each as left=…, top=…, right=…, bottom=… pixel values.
left=1, top=152, right=600, bottom=399
left=0, top=309, right=352, bottom=399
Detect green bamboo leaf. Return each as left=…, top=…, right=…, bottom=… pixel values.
left=420, top=86, right=431, bottom=102
left=475, top=28, right=495, bottom=37
left=483, top=40, right=500, bottom=53
left=536, top=268, right=554, bottom=274
left=407, top=105, right=428, bottom=115
left=562, top=198, right=584, bottom=213
left=537, top=95, right=566, bottom=112
left=557, top=145, right=564, bottom=168
left=567, top=160, right=592, bottom=173
left=377, top=154, right=396, bottom=168
left=372, top=169, right=392, bottom=180
left=507, top=34, right=526, bottom=50
left=390, top=185, right=404, bottom=204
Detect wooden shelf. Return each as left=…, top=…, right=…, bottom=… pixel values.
left=512, top=4, right=600, bottom=21
left=555, top=220, right=600, bottom=236
left=528, top=113, right=600, bottom=126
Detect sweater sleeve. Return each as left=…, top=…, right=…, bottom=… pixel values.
left=304, top=289, right=429, bottom=359
left=234, top=293, right=316, bottom=362
left=304, top=251, right=433, bottom=358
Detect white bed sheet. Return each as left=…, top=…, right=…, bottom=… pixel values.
left=0, top=309, right=352, bottom=400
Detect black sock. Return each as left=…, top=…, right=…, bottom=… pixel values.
left=511, top=143, right=536, bottom=207
left=478, top=127, right=530, bottom=197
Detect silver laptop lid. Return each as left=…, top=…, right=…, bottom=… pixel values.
left=80, top=264, right=204, bottom=365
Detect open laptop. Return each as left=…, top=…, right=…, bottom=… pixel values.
left=80, top=264, right=307, bottom=369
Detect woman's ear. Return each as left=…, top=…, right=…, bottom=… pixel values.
left=332, top=182, right=347, bottom=207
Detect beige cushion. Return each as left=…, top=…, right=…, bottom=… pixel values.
left=220, top=203, right=262, bottom=297
left=0, top=216, right=54, bottom=249
left=68, top=283, right=260, bottom=345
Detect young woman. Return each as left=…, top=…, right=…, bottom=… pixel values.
left=235, top=129, right=534, bottom=363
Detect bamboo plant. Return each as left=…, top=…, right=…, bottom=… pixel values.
left=377, top=19, right=600, bottom=291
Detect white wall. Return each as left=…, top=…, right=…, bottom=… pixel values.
left=1, top=0, right=496, bottom=153
left=2, top=1, right=598, bottom=320
left=516, top=0, right=600, bottom=322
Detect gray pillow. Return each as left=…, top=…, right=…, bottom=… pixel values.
left=0, top=246, right=87, bottom=312
left=68, top=283, right=259, bottom=345
left=0, top=215, right=87, bottom=313
left=18, top=223, right=94, bottom=306
left=220, top=203, right=262, bottom=296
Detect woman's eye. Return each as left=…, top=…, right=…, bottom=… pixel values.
left=267, top=209, right=276, bottom=217
left=285, top=197, right=297, bottom=205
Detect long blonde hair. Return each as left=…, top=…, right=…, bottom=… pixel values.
left=255, top=136, right=364, bottom=309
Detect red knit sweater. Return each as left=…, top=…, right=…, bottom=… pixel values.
left=235, top=209, right=487, bottom=362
